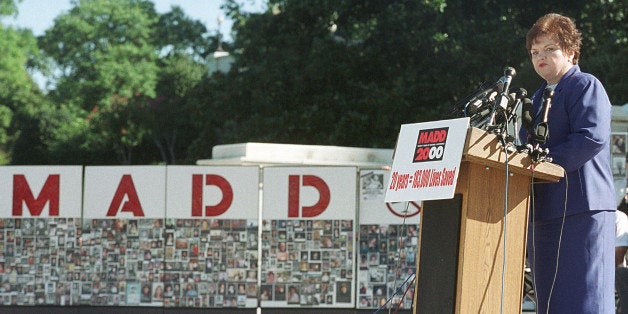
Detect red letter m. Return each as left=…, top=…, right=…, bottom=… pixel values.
left=13, top=174, right=60, bottom=216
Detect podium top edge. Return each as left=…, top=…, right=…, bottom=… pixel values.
left=462, top=127, right=564, bottom=182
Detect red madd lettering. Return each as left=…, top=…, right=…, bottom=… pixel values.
left=12, top=174, right=60, bottom=216
left=106, top=175, right=145, bottom=217
left=288, top=175, right=330, bottom=218
left=191, top=174, right=233, bottom=217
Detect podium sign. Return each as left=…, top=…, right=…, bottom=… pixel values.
left=385, top=118, right=469, bottom=203
left=412, top=126, right=563, bottom=314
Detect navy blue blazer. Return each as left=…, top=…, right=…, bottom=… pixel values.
left=520, top=65, right=615, bottom=221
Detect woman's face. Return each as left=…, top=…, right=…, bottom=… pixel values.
left=530, top=35, right=574, bottom=85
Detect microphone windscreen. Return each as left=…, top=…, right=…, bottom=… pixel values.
left=543, top=87, right=554, bottom=99
left=521, top=98, right=534, bottom=131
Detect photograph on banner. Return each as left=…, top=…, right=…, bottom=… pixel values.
left=357, top=169, right=418, bottom=310
left=0, top=217, right=81, bottom=306
left=164, top=166, right=260, bottom=308
left=385, top=118, right=469, bottom=203
left=160, top=218, right=258, bottom=308
left=81, top=166, right=168, bottom=306
left=612, top=133, right=627, bottom=176
left=612, top=132, right=628, bottom=207
left=80, top=217, right=166, bottom=306
left=261, top=167, right=357, bottom=308
left=0, top=166, right=83, bottom=306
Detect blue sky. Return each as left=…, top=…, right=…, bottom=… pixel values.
left=4, top=0, right=265, bottom=41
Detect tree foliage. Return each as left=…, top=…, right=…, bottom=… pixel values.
left=0, top=0, right=47, bottom=164
left=187, top=0, right=625, bottom=156
left=39, top=0, right=159, bottom=108
left=147, top=54, right=207, bottom=164
left=0, top=0, right=18, bottom=16
left=154, top=6, right=211, bottom=60
left=1, top=0, right=625, bottom=165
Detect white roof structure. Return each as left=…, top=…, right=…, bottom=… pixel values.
left=196, top=142, right=394, bottom=168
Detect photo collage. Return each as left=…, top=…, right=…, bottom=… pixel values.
left=0, top=217, right=259, bottom=308
left=356, top=223, right=418, bottom=309
left=0, top=167, right=421, bottom=310
left=260, top=219, right=355, bottom=307
left=0, top=216, right=419, bottom=309
left=0, top=218, right=81, bottom=306
left=612, top=133, right=627, bottom=178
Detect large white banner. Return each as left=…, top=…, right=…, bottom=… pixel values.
left=261, top=167, right=357, bottom=308
left=164, top=166, right=260, bottom=308
left=262, top=167, right=356, bottom=220
left=81, top=166, right=166, bottom=307
left=357, top=169, right=418, bottom=310
left=83, top=166, right=166, bottom=219
left=360, top=169, right=421, bottom=224
left=0, top=166, right=83, bottom=218
left=166, top=166, right=259, bottom=218
left=0, top=166, right=83, bottom=306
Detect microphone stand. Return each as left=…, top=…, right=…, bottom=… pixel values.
left=506, top=88, right=527, bottom=147
left=449, top=66, right=554, bottom=160
left=486, top=67, right=516, bottom=137
left=528, top=87, right=554, bottom=163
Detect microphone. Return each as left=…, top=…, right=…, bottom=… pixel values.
left=521, top=97, right=534, bottom=132
left=541, top=87, right=554, bottom=122
left=488, top=67, right=517, bottom=126
left=497, top=67, right=516, bottom=95
left=465, top=97, right=485, bottom=116
left=496, top=68, right=516, bottom=106
left=460, top=82, right=496, bottom=115
left=533, top=87, right=554, bottom=145
left=506, top=87, right=527, bottom=114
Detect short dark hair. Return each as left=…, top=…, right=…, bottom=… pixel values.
left=526, top=13, right=582, bottom=64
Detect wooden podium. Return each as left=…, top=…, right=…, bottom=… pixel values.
left=412, top=127, right=563, bottom=313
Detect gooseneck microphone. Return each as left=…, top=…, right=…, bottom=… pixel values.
left=499, top=67, right=516, bottom=95
left=533, top=87, right=554, bottom=145
left=507, top=87, right=527, bottom=118
left=449, top=66, right=554, bottom=163
left=523, top=87, right=554, bottom=162
left=488, top=67, right=517, bottom=127
left=521, top=97, right=534, bottom=134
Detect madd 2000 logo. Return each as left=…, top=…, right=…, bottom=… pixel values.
left=413, top=127, right=449, bottom=163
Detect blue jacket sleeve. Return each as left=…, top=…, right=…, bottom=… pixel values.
left=546, top=75, right=612, bottom=173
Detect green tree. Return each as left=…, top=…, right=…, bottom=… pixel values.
left=578, top=0, right=627, bottom=105
left=0, top=0, right=18, bottom=16
left=0, top=0, right=49, bottom=164
left=192, top=0, right=517, bottom=153
left=37, top=0, right=160, bottom=164
left=147, top=54, right=207, bottom=164
left=186, top=0, right=626, bottom=162
left=154, top=5, right=211, bottom=60
left=40, top=0, right=159, bottom=108
left=6, top=0, right=625, bottom=165
left=33, top=0, right=220, bottom=165
left=148, top=6, right=215, bottom=164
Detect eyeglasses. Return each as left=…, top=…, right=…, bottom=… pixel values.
left=530, top=45, right=561, bottom=58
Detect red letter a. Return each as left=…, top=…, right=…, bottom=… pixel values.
left=106, top=175, right=145, bottom=216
